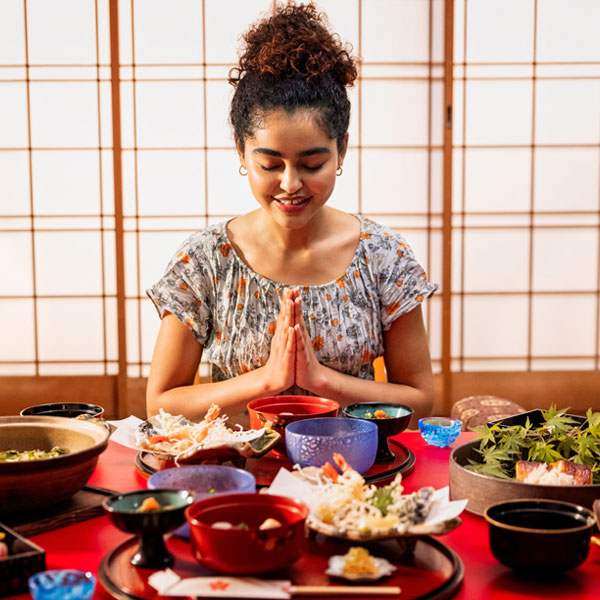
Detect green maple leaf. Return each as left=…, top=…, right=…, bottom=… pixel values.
left=540, top=405, right=578, bottom=436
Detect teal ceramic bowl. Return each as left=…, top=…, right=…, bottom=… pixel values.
left=103, top=489, right=195, bottom=568
left=343, top=402, right=413, bottom=462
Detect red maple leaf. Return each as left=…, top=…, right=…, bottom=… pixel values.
left=209, top=580, right=230, bottom=591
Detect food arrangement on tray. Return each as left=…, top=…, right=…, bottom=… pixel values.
left=135, top=405, right=280, bottom=464
left=449, top=407, right=600, bottom=515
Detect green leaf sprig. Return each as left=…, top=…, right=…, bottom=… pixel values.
left=464, top=406, right=600, bottom=483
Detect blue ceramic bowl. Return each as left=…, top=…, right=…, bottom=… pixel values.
left=28, top=570, right=96, bottom=600
left=418, top=417, right=462, bottom=448
left=285, top=417, right=378, bottom=473
left=148, top=465, right=256, bottom=537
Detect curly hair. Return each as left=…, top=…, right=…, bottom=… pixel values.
left=229, top=1, right=359, bottom=151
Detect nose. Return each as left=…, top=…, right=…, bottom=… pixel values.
left=279, top=166, right=302, bottom=194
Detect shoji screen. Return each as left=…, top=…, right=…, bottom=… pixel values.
left=0, top=0, right=117, bottom=378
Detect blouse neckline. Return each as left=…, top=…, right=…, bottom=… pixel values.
left=222, top=214, right=366, bottom=290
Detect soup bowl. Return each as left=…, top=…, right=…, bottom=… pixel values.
left=185, top=492, right=309, bottom=574
left=483, top=498, right=595, bottom=574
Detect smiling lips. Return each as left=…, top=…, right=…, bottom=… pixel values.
left=274, top=196, right=310, bottom=213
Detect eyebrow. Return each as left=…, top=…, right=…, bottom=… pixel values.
left=252, top=147, right=331, bottom=158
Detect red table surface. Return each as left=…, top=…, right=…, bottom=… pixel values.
left=7, top=432, right=600, bottom=600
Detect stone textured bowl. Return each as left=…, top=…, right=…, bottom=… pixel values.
left=285, top=417, right=378, bottom=473
left=484, top=499, right=595, bottom=574
left=0, top=416, right=110, bottom=513
left=449, top=436, right=600, bottom=516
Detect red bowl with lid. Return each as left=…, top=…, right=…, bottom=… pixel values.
left=185, top=492, right=309, bottom=574
left=247, top=395, right=339, bottom=457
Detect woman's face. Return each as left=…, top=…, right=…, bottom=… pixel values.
left=238, top=109, right=347, bottom=230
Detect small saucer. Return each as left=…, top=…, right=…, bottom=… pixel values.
left=326, top=554, right=396, bottom=582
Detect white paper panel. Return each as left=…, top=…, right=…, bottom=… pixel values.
left=32, top=151, right=101, bottom=214
left=531, top=295, right=596, bottom=356
left=27, top=0, right=96, bottom=64
left=29, top=82, right=99, bottom=147
left=37, top=298, right=105, bottom=360
left=463, top=295, right=529, bottom=357
left=135, top=81, right=205, bottom=148
left=0, top=83, right=28, bottom=147
left=132, top=0, right=204, bottom=63
left=535, top=80, right=600, bottom=145
left=204, top=0, right=272, bottom=63
left=206, top=149, right=255, bottom=215
left=361, top=0, right=430, bottom=63
left=0, top=0, right=25, bottom=64
left=0, top=299, right=35, bottom=361
left=306, top=0, right=359, bottom=55
left=103, top=230, right=117, bottom=297
left=532, top=229, right=598, bottom=292
left=465, top=80, right=532, bottom=145
left=361, top=149, right=430, bottom=214
left=534, top=148, right=599, bottom=212
left=0, top=151, right=30, bottom=214
left=464, top=148, right=531, bottom=213
left=136, top=150, right=205, bottom=215
left=124, top=231, right=140, bottom=298
left=35, top=231, right=103, bottom=295
left=362, top=80, right=430, bottom=146
left=0, top=232, right=33, bottom=295
left=537, top=0, right=600, bottom=62
left=126, top=297, right=141, bottom=367
left=140, top=297, right=162, bottom=364
left=462, top=359, right=528, bottom=372
left=101, top=149, right=115, bottom=215
left=327, top=149, right=359, bottom=214
left=206, top=80, right=235, bottom=148
left=39, top=362, right=111, bottom=375
left=531, top=358, right=595, bottom=371
left=464, top=229, right=530, bottom=292
left=466, top=0, right=534, bottom=63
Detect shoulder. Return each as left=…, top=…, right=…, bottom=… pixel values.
left=357, top=216, right=412, bottom=255
left=175, top=221, right=230, bottom=261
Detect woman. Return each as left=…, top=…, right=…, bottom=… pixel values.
left=146, top=2, right=437, bottom=423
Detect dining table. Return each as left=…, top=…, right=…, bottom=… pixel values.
left=6, top=430, right=600, bottom=600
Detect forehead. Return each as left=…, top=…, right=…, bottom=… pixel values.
left=247, top=109, right=335, bottom=152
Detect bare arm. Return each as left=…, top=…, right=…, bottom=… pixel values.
left=294, top=302, right=434, bottom=422
left=146, top=290, right=297, bottom=419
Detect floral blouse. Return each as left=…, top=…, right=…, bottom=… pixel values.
left=147, top=215, right=438, bottom=395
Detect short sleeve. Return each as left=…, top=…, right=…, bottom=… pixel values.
left=377, top=233, right=438, bottom=331
left=146, top=235, right=214, bottom=345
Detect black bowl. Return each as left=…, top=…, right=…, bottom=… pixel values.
left=342, top=402, right=413, bottom=462
left=484, top=499, right=595, bottom=575
left=103, top=489, right=195, bottom=568
left=20, top=402, right=104, bottom=419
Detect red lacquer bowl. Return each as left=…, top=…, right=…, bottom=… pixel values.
left=185, top=492, right=309, bottom=575
left=247, top=395, right=339, bottom=457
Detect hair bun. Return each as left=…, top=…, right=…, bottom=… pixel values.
left=231, top=2, right=358, bottom=87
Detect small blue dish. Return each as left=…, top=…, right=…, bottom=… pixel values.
left=285, top=417, right=378, bottom=473
left=148, top=465, right=256, bottom=538
left=418, top=417, right=462, bottom=448
left=28, top=570, right=96, bottom=600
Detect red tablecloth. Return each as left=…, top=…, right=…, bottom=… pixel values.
left=8, top=432, right=600, bottom=599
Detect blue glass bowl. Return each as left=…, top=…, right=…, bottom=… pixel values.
left=28, top=570, right=96, bottom=600
left=285, top=417, right=378, bottom=473
left=418, top=417, right=462, bottom=448
left=148, top=465, right=256, bottom=537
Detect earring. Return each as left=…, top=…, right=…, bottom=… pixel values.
left=239, top=165, right=247, bottom=176
left=336, top=166, right=343, bottom=176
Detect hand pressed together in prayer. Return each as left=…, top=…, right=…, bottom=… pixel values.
left=264, top=288, right=324, bottom=395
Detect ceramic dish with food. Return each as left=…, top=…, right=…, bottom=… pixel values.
left=326, top=547, right=396, bottom=582
left=135, top=404, right=280, bottom=464
left=0, top=416, right=110, bottom=513
left=291, top=453, right=461, bottom=541
left=449, top=408, right=600, bottom=515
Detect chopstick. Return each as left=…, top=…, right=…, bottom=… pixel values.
left=289, top=586, right=401, bottom=597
